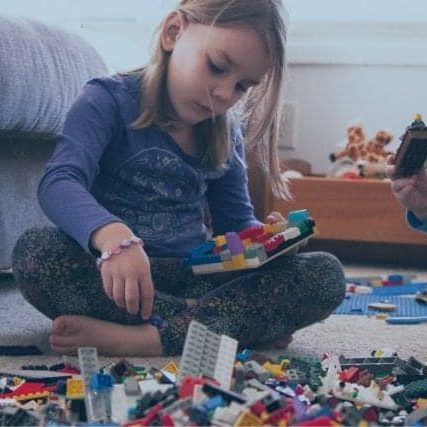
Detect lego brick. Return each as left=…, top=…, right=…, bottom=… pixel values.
left=334, top=294, right=427, bottom=317
left=395, top=114, right=427, bottom=178
left=178, top=321, right=238, bottom=390
left=186, top=209, right=316, bottom=275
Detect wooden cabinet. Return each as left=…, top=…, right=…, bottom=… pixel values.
left=247, top=168, right=427, bottom=264
left=269, top=177, right=426, bottom=245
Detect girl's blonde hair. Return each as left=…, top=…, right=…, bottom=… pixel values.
left=133, top=0, right=290, bottom=198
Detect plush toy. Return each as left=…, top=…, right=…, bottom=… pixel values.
left=329, top=123, right=394, bottom=179
left=364, top=130, right=394, bottom=163
left=329, top=123, right=366, bottom=163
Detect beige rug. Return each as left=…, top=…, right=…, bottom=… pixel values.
left=1, top=263, right=427, bottom=370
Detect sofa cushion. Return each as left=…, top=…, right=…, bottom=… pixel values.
left=0, top=15, right=108, bottom=136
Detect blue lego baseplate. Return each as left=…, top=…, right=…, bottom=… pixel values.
left=369, top=283, right=427, bottom=296
left=334, top=294, right=427, bottom=317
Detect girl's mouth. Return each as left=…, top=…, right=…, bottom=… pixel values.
left=195, top=102, right=213, bottom=116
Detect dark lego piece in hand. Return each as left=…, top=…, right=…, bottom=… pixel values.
left=395, top=114, right=427, bottom=178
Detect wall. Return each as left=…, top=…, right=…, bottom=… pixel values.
left=283, top=63, right=427, bottom=174
left=281, top=0, right=427, bottom=174
left=2, top=0, right=427, bottom=175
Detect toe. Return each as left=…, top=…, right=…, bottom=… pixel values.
left=51, top=343, right=76, bottom=355
left=52, top=315, right=73, bottom=335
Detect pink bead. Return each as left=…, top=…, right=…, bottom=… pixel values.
left=96, top=235, right=143, bottom=270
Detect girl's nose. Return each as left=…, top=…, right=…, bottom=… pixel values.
left=212, top=83, right=234, bottom=105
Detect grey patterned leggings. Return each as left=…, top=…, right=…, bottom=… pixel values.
left=12, top=227, right=346, bottom=355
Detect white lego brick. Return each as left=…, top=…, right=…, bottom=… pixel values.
left=138, top=378, right=174, bottom=394
left=332, top=381, right=399, bottom=410
left=77, top=347, right=99, bottom=388
left=245, top=258, right=262, bottom=268
left=211, top=401, right=245, bottom=426
left=77, top=347, right=100, bottom=423
left=111, top=384, right=140, bottom=424
left=178, top=321, right=237, bottom=391
left=178, top=321, right=208, bottom=381
left=283, top=227, right=300, bottom=240
left=110, top=379, right=174, bottom=424
left=213, top=335, right=238, bottom=390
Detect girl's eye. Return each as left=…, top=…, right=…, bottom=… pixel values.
left=208, top=59, right=224, bottom=75
left=236, top=83, right=249, bottom=93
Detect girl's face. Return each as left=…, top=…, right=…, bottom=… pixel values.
left=163, top=13, right=271, bottom=128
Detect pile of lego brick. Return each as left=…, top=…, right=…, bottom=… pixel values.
left=1, top=321, right=427, bottom=426
left=186, top=209, right=316, bottom=274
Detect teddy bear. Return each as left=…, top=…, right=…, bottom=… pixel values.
left=329, top=123, right=367, bottom=163
left=329, top=123, right=394, bottom=179
left=364, top=130, right=394, bottom=163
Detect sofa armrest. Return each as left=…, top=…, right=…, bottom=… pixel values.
left=0, top=15, right=107, bottom=136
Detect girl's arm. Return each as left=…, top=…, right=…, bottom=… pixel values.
left=38, top=80, right=126, bottom=253
left=38, top=79, right=154, bottom=318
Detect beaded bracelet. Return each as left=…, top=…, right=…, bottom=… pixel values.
left=96, top=235, right=143, bottom=270
left=148, top=314, right=168, bottom=331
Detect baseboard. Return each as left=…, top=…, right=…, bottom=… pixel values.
left=301, top=238, right=427, bottom=268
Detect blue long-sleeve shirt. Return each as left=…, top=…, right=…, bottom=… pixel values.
left=38, top=74, right=259, bottom=257
left=407, top=211, right=427, bottom=234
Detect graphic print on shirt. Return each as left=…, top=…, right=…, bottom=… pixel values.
left=101, top=148, right=215, bottom=253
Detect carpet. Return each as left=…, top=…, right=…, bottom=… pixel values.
left=1, top=264, right=427, bottom=370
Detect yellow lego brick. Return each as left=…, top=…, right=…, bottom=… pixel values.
left=242, top=238, right=252, bottom=247
left=66, top=378, right=85, bottom=399
left=15, top=391, right=51, bottom=402
left=416, top=398, right=427, bottom=408
left=280, top=359, right=290, bottom=370
left=375, top=313, right=388, bottom=320
left=162, top=360, right=179, bottom=375
left=12, top=377, right=24, bottom=386
left=235, top=410, right=262, bottom=427
left=262, top=361, right=283, bottom=377
left=371, top=278, right=383, bottom=287
left=270, top=221, right=287, bottom=234
left=222, top=260, right=235, bottom=270
left=231, top=254, right=246, bottom=268
left=260, top=410, right=270, bottom=421
left=263, top=223, right=274, bottom=234
left=214, top=235, right=226, bottom=247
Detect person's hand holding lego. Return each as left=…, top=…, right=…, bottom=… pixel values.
left=386, top=155, right=427, bottom=222
left=91, top=222, right=154, bottom=319
left=265, top=211, right=305, bottom=255
left=265, top=211, right=287, bottom=226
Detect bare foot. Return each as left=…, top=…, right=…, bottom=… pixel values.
left=50, top=315, right=163, bottom=356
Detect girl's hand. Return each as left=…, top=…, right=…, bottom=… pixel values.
left=91, top=222, right=154, bottom=319
left=265, top=211, right=287, bottom=225
left=265, top=211, right=302, bottom=255
left=386, top=155, right=427, bottom=221
left=100, top=244, right=154, bottom=319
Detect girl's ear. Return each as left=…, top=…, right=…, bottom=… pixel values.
left=161, top=11, right=187, bottom=52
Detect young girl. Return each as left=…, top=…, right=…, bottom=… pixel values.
left=12, top=0, right=345, bottom=356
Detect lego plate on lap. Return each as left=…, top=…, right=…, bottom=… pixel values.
left=186, top=209, right=316, bottom=275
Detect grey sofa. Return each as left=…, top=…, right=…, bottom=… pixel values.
left=0, top=15, right=109, bottom=270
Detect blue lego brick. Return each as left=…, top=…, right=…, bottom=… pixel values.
left=287, top=209, right=309, bottom=224
left=188, top=240, right=216, bottom=256
left=334, top=294, right=427, bottom=317
left=371, top=283, right=427, bottom=296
